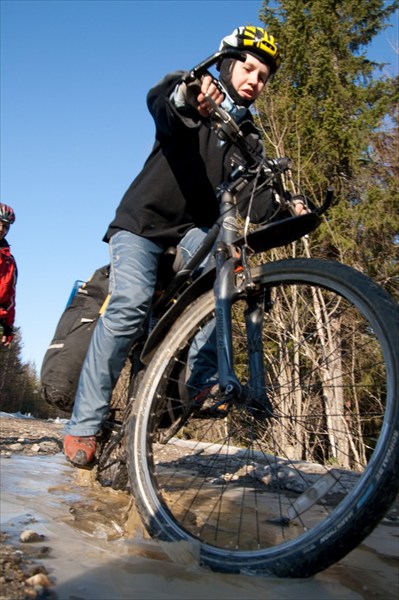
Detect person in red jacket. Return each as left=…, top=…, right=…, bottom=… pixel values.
left=0, top=204, right=17, bottom=347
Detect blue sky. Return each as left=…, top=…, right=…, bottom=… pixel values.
left=1, top=0, right=398, bottom=373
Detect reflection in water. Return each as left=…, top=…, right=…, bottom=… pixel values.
left=0, top=453, right=397, bottom=600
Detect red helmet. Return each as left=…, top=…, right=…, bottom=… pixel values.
left=0, top=204, right=16, bottom=225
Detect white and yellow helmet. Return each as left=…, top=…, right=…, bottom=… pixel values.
left=220, top=26, right=281, bottom=74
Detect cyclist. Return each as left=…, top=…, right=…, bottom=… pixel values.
left=64, top=25, right=307, bottom=468
left=0, top=204, right=17, bottom=347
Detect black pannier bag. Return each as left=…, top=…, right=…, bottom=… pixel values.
left=40, top=264, right=110, bottom=413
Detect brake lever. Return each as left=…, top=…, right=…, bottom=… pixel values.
left=204, top=95, right=266, bottom=171
left=203, top=94, right=244, bottom=143
left=181, top=49, right=246, bottom=114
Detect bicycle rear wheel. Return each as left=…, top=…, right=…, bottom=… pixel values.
left=127, top=258, right=399, bottom=577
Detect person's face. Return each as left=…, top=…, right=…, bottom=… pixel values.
left=230, top=54, right=270, bottom=103
left=0, top=220, right=10, bottom=240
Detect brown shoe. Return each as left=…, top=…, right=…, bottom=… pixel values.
left=64, top=434, right=97, bottom=468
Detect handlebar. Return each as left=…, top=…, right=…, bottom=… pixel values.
left=184, top=49, right=246, bottom=83
left=183, top=50, right=257, bottom=154
left=184, top=51, right=335, bottom=218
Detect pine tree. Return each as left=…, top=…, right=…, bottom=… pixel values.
left=250, top=1, right=398, bottom=464
left=255, top=0, right=398, bottom=296
left=0, top=329, right=43, bottom=415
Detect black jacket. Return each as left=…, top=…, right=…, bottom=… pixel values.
left=105, top=71, right=275, bottom=248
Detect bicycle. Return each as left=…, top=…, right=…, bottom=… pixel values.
left=96, top=49, right=399, bottom=578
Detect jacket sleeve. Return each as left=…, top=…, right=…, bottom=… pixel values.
left=0, top=253, right=17, bottom=327
left=147, top=71, right=202, bottom=137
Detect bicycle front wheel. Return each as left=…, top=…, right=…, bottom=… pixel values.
left=127, top=258, right=399, bottom=577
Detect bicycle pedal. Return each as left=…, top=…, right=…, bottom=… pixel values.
left=192, top=393, right=230, bottom=418
left=191, top=384, right=233, bottom=418
left=193, top=403, right=230, bottom=418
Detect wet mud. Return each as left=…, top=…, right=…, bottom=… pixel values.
left=0, top=450, right=398, bottom=600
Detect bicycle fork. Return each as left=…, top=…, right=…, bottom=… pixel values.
left=213, top=242, right=240, bottom=396
left=213, top=189, right=273, bottom=413
left=244, top=288, right=274, bottom=415
left=214, top=249, right=273, bottom=412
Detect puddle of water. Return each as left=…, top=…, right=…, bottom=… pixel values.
left=1, top=453, right=397, bottom=600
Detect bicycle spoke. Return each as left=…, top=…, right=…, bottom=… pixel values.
left=129, top=259, right=399, bottom=576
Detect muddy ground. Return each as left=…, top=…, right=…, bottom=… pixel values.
left=0, top=415, right=64, bottom=599
left=1, top=414, right=398, bottom=600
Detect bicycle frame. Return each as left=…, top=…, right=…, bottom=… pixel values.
left=140, top=167, right=329, bottom=409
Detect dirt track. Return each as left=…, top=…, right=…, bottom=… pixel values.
left=0, top=415, right=64, bottom=457
left=0, top=415, right=64, bottom=599
left=1, top=414, right=398, bottom=600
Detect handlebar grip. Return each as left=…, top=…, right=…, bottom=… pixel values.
left=263, top=157, right=292, bottom=173
left=188, top=49, right=246, bottom=81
